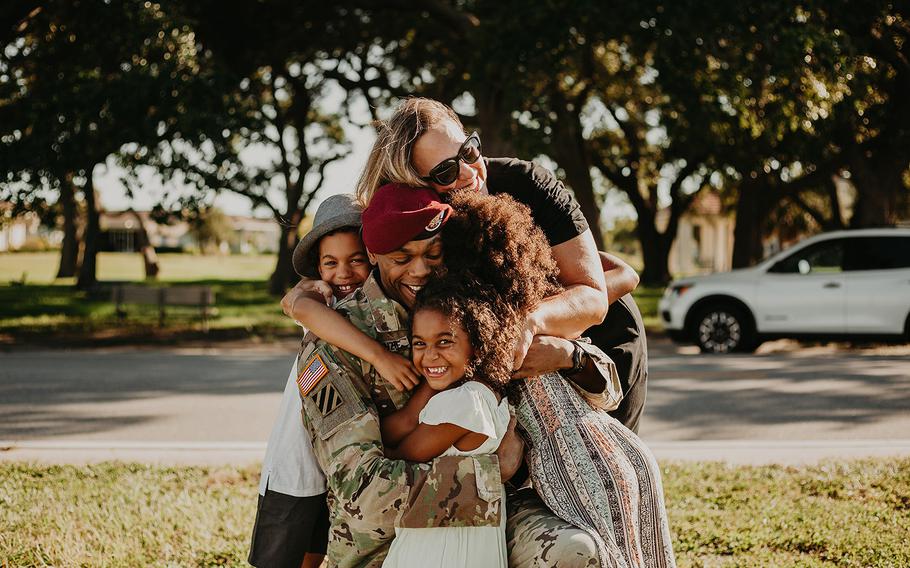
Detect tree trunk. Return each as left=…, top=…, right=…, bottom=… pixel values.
left=552, top=104, right=605, bottom=249
left=731, top=179, right=771, bottom=268
left=56, top=172, right=80, bottom=278
left=128, top=209, right=160, bottom=279
left=562, top=163, right=605, bottom=250
left=849, top=152, right=906, bottom=228
left=636, top=215, right=672, bottom=285
left=473, top=84, right=516, bottom=157
left=268, top=209, right=303, bottom=295
left=76, top=172, right=101, bottom=290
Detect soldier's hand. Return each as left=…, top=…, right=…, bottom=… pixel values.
left=495, top=414, right=525, bottom=482
left=512, top=335, right=574, bottom=379
left=373, top=350, right=421, bottom=391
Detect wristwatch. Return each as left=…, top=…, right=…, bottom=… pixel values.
left=565, top=339, right=587, bottom=376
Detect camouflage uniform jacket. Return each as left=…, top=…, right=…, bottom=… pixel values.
left=296, top=273, right=503, bottom=568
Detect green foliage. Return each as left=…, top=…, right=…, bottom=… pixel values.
left=3, top=1, right=908, bottom=285
left=186, top=207, right=234, bottom=253
left=0, top=0, right=207, bottom=185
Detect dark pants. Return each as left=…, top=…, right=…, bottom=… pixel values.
left=248, top=489, right=330, bottom=568
left=588, top=293, right=648, bottom=433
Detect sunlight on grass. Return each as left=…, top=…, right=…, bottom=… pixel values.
left=0, top=252, right=277, bottom=284
left=2, top=459, right=908, bottom=567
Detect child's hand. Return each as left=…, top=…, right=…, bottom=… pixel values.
left=309, top=280, right=335, bottom=306
left=281, top=279, right=334, bottom=323
left=373, top=350, right=420, bottom=392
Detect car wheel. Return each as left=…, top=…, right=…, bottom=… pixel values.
left=692, top=304, right=757, bottom=354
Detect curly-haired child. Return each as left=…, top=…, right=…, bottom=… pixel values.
left=377, top=278, right=513, bottom=568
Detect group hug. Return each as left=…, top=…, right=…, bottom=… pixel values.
left=247, top=97, right=677, bottom=568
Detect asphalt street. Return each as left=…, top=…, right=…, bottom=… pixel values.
left=2, top=337, right=908, bottom=464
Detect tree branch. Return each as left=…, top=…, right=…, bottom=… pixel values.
left=604, top=104, right=643, bottom=174
left=777, top=162, right=836, bottom=201
left=305, top=151, right=349, bottom=198
left=825, top=177, right=846, bottom=229
left=664, top=160, right=705, bottom=242
left=323, top=67, right=411, bottom=100
left=789, top=192, right=832, bottom=229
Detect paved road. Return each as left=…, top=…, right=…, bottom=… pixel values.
left=2, top=338, right=908, bottom=464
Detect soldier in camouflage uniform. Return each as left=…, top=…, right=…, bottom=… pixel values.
left=289, top=185, right=619, bottom=567
left=296, top=273, right=505, bottom=567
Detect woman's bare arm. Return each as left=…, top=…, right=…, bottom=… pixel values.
left=600, top=251, right=640, bottom=304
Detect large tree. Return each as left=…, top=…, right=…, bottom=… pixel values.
left=0, top=0, right=204, bottom=287
left=136, top=1, right=405, bottom=294
left=650, top=0, right=910, bottom=267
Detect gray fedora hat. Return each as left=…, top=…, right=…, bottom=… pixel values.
left=292, top=194, right=363, bottom=277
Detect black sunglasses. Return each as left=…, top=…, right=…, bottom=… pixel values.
left=419, top=132, right=482, bottom=186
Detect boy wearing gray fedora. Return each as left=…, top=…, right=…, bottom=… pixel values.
left=250, top=194, right=372, bottom=568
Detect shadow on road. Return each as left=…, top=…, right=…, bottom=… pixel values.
left=643, top=339, right=910, bottom=440
left=0, top=351, right=291, bottom=438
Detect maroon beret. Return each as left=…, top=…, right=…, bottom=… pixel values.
left=362, top=183, right=452, bottom=254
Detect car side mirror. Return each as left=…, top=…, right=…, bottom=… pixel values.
left=798, top=259, right=811, bottom=274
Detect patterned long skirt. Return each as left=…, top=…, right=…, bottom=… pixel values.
left=509, top=373, right=676, bottom=568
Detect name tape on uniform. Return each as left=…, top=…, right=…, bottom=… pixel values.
left=297, top=353, right=329, bottom=397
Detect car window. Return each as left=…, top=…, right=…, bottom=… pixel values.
left=769, top=239, right=844, bottom=274
left=843, top=236, right=910, bottom=271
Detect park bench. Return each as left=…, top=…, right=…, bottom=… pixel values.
left=112, top=284, right=216, bottom=331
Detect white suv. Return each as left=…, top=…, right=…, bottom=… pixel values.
left=659, top=228, right=910, bottom=353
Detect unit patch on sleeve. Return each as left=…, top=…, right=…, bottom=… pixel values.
left=296, top=353, right=329, bottom=397
left=312, top=382, right=344, bottom=416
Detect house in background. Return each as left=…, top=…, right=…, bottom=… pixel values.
left=659, top=191, right=735, bottom=276
left=0, top=214, right=36, bottom=252
left=227, top=215, right=280, bottom=254
left=100, top=211, right=280, bottom=254
left=101, top=210, right=193, bottom=252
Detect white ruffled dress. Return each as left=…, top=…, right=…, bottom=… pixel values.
left=382, top=381, right=510, bottom=568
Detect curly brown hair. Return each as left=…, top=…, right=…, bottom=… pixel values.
left=440, top=191, right=561, bottom=313
left=412, top=191, right=563, bottom=389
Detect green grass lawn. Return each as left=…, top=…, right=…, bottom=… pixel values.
left=0, top=252, right=296, bottom=341
left=631, top=284, right=664, bottom=331
left=1, top=459, right=907, bottom=567
left=0, top=252, right=277, bottom=283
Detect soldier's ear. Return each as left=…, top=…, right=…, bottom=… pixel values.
left=367, top=249, right=378, bottom=266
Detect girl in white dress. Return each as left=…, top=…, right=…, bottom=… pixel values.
left=379, top=281, right=513, bottom=568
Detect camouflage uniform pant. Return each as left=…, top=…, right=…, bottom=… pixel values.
left=506, top=489, right=599, bottom=568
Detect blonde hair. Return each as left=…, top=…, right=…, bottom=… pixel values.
left=355, top=97, right=466, bottom=205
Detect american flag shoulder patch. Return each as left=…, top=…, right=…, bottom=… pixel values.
left=297, top=353, right=329, bottom=397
